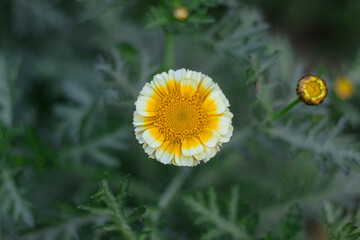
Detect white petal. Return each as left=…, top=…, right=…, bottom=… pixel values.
left=143, top=143, right=156, bottom=156
left=194, top=149, right=208, bottom=160
left=190, top=71, right=202, bottom=84
left=136, top=132, right=145, bottom=144
left=135, top=125, right=148, bottom=134
left=135, top=96, right=158, bottom=116
left=198, top=76, right=214, bottom=97
left=222, top=110, right=233, bottom=119
left=180, top=78, right=197, bottom=96
left=133, top=113, right=154, bottom=126
left=203, top=91, right=227, bottom=115
left=174, top=69, right=186, bottom=82
left=212, top=84, right=221, bottom=92
left=185, top=70, right=193, bottom=79
left=218, top=90, right=230, bottom=107
left=179, top=156, right=195, bottom=166
left=194, top=147, right=217, bottom=160
left=198, top=128, right=220, bottom=148
left=139, top=83, right=158, bottom=99
left=142, top=127, right=165, bottom=148
left=220, top=125, right=233, bottom=143
left=152, top=74, right=169, bottom=95
left=161, top=72, right=169, bottom=82
left=168, top=69, right=175, bottom=80
left=208, top=115, right=231, bottom=135
left=182, top=137, right=204, bottom=156
left=191, top=159, right=199, bottom=166
left=155, top=141, right=175, bottom=164
left=208, top=147, right=218, bottom=158
left=203, top=157, right=211, bottom=163
left=174, top=143, right=182, bottom=165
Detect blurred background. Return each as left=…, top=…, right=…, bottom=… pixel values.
left=1, top=0, right=360, bottom=239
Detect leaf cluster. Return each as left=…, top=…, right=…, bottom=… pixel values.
left=146, top=0, right=217, bottom=32
left=81, top=178, right=147, bottom=240
left=324, top=202, right=360, bottom=240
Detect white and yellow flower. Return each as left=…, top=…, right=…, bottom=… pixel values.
left=133, top=69, right=233, bottom=166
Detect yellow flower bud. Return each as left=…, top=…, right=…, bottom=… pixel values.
left=297, top=74, right=328, bottom=105
left=174, top=7, right=189, bottom=21
left=334, top=76, right=354, bottom=100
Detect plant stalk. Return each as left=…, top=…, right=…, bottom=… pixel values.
left=164, top=33, right=174, bottom=69
left=152, top=168, right=191, bottom=222
left=271, top=98, right=301, bottom=121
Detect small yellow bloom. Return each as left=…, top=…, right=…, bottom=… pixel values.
left=174, top=7, right=189, bottom=21
left=334, top=76, right=354, bottom=100
left=297, top=74, right=328, bottom=105
left=133, top=69, right=233, bottom=166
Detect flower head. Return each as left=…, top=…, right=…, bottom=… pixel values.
left=174, top=7, right=189, bottom=21
left=133, top=69, right=233, bottom=166
left=297, top=74, right=328, bottom=105
left=335, top=76, right=354, bottom=100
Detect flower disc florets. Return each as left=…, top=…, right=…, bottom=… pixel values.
left=335, top=76, right=354, bottom=100
left=133, top=69, right=233, bottom=166
left=297, top=74, right=328, bottom=105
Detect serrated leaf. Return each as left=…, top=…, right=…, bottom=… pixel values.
left=183, top=190, right=252, bottom=240
left=19, top=215, right=107, bottom=240
left=343, top=222, right=357, bottom=234
left=81, top=178, right=144, bottom=240
left=0, top=168, right=34, bottom=227
left=127, top=206, right=146, bottom=223
left=80, top=205, right=114, bottom=216
left=77, top=0, right=125, bottom=23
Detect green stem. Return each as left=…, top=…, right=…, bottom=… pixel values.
left=271, top=98, right=301, bottom=121
left=164, top=33, right=174, bottom=69
left=152, top=168, right=191, bottom=222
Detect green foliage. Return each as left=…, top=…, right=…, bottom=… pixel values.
left=183, top=186, right=253, bottom=240
left=9, top=0, right=70, bottom=37
left=146, top=0, right=216, bottom=32
left=280, top=205, right=302, bottom=239
left=1, top=0, right=360, bottom=240
left=201, top=8, right=270, bottom=61
left=245, top=37, right=360, bottom=173
left=266, top=116, right=360, bottom=173
left=265, top=205, right=302, bottom=240
left=77, top=0, right=126, bottom=23
left=96, top=49, right=139, bottom=100
left=0, top=168, right=34, bottom=227
left=19, top=214, right=107, bottom=240
left=57, top=126, right=129, bottom=167
left=81, top=178, right=147, bottom=240
left=79, top=179, right=305, bottom=240
left=324, top=202, right=360, bottom=240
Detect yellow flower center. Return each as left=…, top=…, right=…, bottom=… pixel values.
left=155, top=92, right=207, bottom=143
left=305, top=81, right=322, bottom=97
left=297, top=74, right=327, bottom=105
left=335, top=77, right=354, bottom=99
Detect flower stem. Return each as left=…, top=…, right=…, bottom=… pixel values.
left=159, top=168, right=190, bottom=209
left=271, top=98, right=301, bottom=121
left=152, top=168, right=191, bottom=222
left=164, top=33, right=174, bottom=69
